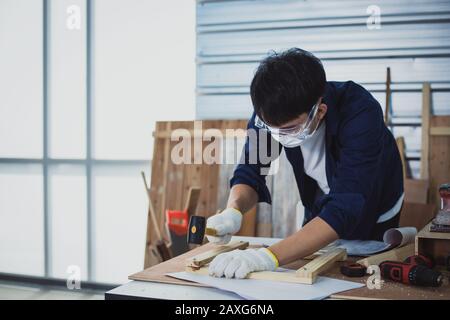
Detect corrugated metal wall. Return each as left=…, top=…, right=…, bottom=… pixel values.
left=196, top=0, right=450, bottom=180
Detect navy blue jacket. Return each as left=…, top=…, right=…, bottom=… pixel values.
left=230, top=81, right=404, bottom=240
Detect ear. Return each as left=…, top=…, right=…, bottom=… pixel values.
left=317, top=103, right=328, bottom=121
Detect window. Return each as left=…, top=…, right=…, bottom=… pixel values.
left=0, top=0, right=195, bottom=284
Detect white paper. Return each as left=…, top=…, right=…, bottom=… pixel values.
left=334, top=227, right=418, bottom=256
left=383, top=227, right=417, bottom=247
left=167, top=269, right=364, bottom=300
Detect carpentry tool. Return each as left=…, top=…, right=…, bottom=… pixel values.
left=431, top=183, right=450, bottom=233
left=186, top=247, right=347, bottom=285
left=340, top=263, right=367, bottom=278
left=379, top=254, right=443, bottom=287
left=141, top=171, right=173, bottom=262
left=187, top=215, right=218, bottom=245
left=404, top=254, right=434, bottom=268
left=166, top=187, right=201, bottom=236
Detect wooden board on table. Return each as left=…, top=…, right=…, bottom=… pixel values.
left=356, top=244, right=415, bottom=268
left=131, top=240, right=450, bottom=300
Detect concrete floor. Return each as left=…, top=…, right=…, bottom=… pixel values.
left=0, top=282, right=104, bottom=300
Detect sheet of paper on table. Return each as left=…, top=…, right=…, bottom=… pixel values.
left=167, top=268, right=364, bottom=300
left=335, top=226, right=417, bottom=256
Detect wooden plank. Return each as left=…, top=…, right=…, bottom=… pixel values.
left=416, top=221, right=450, bottom=241
left=404, top=178, right=428, bottom=204
left=184, top=187, right=201, bottom=216
left=186, top=266, right=318, bottom=285
left=384, top=67, right=391, bottom=125
left=186, top=241, right=249, bottom=268
left=396, top=136, right=408, bottom=180
left=153, top=130, right=247, bottom=139
left=420, top=83, right=431, bottom=180
left=429, top=116, right=450, bottom=210
left=356, top=244, right=415, bottom=268
left=399, top=202, right=435, bottom=231
left=430, top=127, right=450, bottom=136
left=296, top=248, right=347, bottom=284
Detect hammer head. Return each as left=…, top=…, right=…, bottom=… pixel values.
left=187, top=215, right=217, bottom=245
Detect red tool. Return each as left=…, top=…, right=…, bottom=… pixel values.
left=166, top=209, right=189, bottom=236
left=404, top=254, right=434, bottom=268
left=166, top=187, right=201, bottom=236
left=340, top=263, right=367, bottom=277
left=379, top=254, right=443, bottom=287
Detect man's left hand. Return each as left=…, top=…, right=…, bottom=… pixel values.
left=208, top=248, right=279, bottom=279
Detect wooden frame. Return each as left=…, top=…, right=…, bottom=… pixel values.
left=186, top=247, right=347, bottom=285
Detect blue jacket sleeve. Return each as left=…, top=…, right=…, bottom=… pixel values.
left=318, top=101, right=384, bottom=238
left=230, top=113, right=282, bottom=204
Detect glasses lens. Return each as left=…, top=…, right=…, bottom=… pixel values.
left=254, top=102, right=319, bottom=136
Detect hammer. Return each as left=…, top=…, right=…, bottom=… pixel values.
left=187, top=215, right=218, bottom=245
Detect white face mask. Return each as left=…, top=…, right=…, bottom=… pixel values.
left=254, top=101, right=322, bottom=148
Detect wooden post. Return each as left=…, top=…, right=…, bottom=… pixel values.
left=421, top=83, right=431, bottom=180
left=384, top=67, right=391, bottom=125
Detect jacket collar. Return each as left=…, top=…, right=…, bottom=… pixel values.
left=323, top=82, right=339, bottom=138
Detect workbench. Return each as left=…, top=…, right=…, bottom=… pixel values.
left=105, top=236, right=450, bottom=300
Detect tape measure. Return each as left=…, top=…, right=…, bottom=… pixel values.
left=340, top=263, right=367, bottom=277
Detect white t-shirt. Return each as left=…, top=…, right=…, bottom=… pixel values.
left=300, top=121, right=403, bottom=223
left=300, top=122, right=330, bottom=194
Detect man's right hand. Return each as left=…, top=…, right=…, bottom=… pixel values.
left=206, top=208, right=243, bottom=245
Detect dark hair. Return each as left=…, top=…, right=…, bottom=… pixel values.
left=250, top=48, right=326, bottom=127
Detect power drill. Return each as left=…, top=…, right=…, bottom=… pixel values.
left=379, top=255, right=444, bottom=287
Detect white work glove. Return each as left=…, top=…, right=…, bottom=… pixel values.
left=208, top=248, right=279, bottom=279
left=206, top=208, right=242, bottom=245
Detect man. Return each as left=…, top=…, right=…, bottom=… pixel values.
left=205, top=48, right=404, bottom=279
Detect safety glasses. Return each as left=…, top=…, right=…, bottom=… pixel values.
left=254, top=102, right=320, bottom=137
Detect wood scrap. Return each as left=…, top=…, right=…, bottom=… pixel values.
left=356, top=244, right=415, bottom=268
left=296, top=248, right=347, bottom=284
left=186, top=241, right=249, bottom=268
left=141, top=171, right=173, bottom=265
left=384, top=67, right=391, bottom=125
left=186, top=266, right=318, bottom=285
